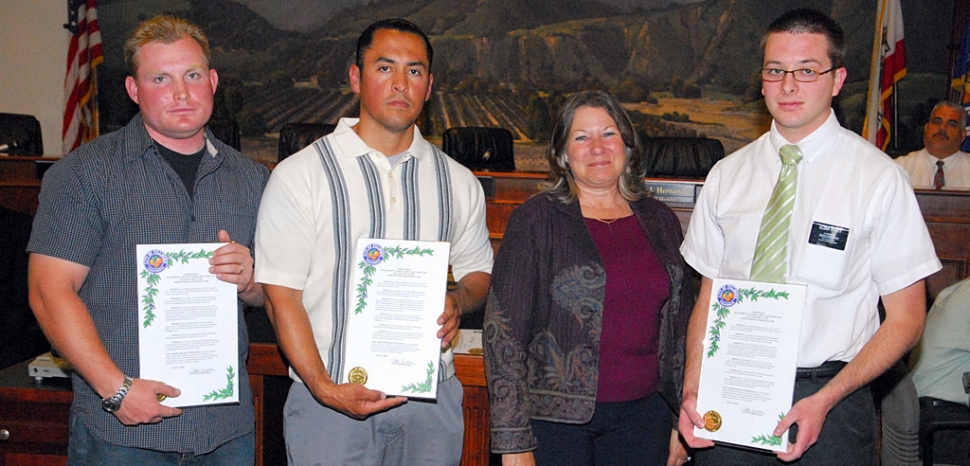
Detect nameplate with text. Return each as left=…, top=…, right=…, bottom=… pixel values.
left=643, top=180, right=703, bottom=207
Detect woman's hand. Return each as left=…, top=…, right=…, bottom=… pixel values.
left=502, top=451, right=536, bottom=466
left=666, top=429, right=692, bottom=466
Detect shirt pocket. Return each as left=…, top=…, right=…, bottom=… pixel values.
left=793, top=221, right=850, bottom=288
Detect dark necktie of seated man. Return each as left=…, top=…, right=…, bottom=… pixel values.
left=934, top=160, right=945, bottom=190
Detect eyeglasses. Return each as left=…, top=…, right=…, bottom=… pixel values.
left=761, top=67, right=836, bottom=83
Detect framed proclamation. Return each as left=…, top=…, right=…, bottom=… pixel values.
left=341, top=238, right=451, bottom=399
left=694, top=278, right=806, bottom=452
left=137, top=243, right=239, bottom=408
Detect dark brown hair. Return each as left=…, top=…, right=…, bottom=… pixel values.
left=544, top=90, right=648, bottom=202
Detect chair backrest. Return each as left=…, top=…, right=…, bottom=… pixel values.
left=0, top=207, right=50, bottom=369
left=641, top=137, right=724, bottom=179
left=278, top=122, right=337, bottom=162
left=0, top=113, right=43, bottom=155
left=207, top=119, right=241, bottom=151
left=441, top=127, right=515, bottom=171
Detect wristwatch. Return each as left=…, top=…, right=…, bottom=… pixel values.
left=101, top=376, right=133, bottom=413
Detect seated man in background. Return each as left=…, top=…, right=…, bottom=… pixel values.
left=895, top=101, right=970, bottom=190
left=909, top=277, right=970, bottom=465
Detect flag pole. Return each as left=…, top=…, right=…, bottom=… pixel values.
left=862, top=0, right=885, bottom=144
left=892, top=82, right=898, bottom=151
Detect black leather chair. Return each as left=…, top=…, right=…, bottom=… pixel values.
left=918, top=390, right=970, bottom=466
left=278, top=122, right=337, bottom=162
left=641, top=136, right=724, bottom=179
left=207, top=119, right=242, bottom=151
left=442, top=127, right=515, bottom=171
left=0, top=113, right=44, bottom=156
left=0, top=207, right=50, bottom=369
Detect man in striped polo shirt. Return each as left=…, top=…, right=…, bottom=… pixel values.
left=255, top=18, right=493, bottom=466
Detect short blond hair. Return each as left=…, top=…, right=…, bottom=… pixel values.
left=124, top=15, right=210, bottom=77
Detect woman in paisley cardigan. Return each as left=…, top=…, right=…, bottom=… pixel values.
left=484, top=90, right=695, bottom=466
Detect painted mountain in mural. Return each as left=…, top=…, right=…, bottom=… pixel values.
left=174, top=0, right=939, bottom=94
left=96, top=0, right=951, bottom=153
left=99, top=0, right=947, bottom=99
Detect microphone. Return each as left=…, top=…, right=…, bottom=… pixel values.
left=0, top=141, right=19, bottom=153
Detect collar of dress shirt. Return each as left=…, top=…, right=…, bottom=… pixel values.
left=767, top=109, right=840, bottom=167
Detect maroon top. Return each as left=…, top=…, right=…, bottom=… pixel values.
left=585, top=215, right=671, bottom=402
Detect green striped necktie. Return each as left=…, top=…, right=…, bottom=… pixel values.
left=749, top=144, right=803, bottom=283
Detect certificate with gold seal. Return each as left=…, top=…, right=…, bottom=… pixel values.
left=136, top=243, right=239, bottom=408
left=694, top=278, right=806, bottom=452
left=340, top=238, right=451, bottom=399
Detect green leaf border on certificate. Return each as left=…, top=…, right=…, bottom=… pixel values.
left=750, top=413, right=787, bottom=446
left=400, top=361, right=435, bottom=394
left=706, top=286, right=790, bottom=358
left=354, top=245, right=435, bottom=315
left=139, top=248, right=215, bottom=328
left=203, top=366, right=236, bottom=401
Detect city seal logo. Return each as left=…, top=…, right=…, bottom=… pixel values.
left=717, top=284, right=739, bottom=307
left=348, top=366, right=368, bottom=385
left=362, top=244, right=385, bottom=266
left=703, top=410, right=723, bottom=432
left=143, top=250, right=168, bottom=274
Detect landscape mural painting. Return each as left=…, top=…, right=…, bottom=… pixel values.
left=96, top=0, right=956, bottom=168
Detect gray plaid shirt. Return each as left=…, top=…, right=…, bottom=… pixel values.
left=28, top=114, right=268, bottom=453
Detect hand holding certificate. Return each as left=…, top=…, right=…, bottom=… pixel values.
left=137, top=243, right=239, bottom=407
left=693, top=278, right=806, bottom=452
left=341, top=238, right=451, bottom=399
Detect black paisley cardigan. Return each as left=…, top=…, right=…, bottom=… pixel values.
left=483, top=192, right=694, bottom=454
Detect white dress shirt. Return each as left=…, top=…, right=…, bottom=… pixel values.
left=894, top=148, right=970, bottom=190
left=682, top=111, right=941, bottom=366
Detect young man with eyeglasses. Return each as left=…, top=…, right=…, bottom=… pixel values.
left=678, top=8, right=940, bottom=465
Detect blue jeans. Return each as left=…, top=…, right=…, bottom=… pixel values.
left=68, top=413, right=255, bottom=466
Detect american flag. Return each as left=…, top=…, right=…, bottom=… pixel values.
left=62, top=0, right=103, bottom=154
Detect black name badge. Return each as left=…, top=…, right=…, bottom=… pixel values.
left=808, top=222, right=849, bottom=251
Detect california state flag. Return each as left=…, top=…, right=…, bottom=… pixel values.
left=863, top=0, right=906, bottom=151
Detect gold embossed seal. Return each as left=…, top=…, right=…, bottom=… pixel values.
left=703, top=410, right=722, bottom=432
left=348, top=366, right=368, bottom=385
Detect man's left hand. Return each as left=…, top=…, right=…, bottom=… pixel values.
left=437, top=294, right=460, bottom=349
left=774, top=392, right=833, bottom=462
left=436, top=271, right=490, bottom=349
left=210, top=230, right=254, bottom=294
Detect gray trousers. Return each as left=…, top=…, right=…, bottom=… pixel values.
left=283, top=377, right=464, bottom=466
left=877, top=361, right=920, bottom=466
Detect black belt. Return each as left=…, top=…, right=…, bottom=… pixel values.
left=795, top=361, right=846, bottom=380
